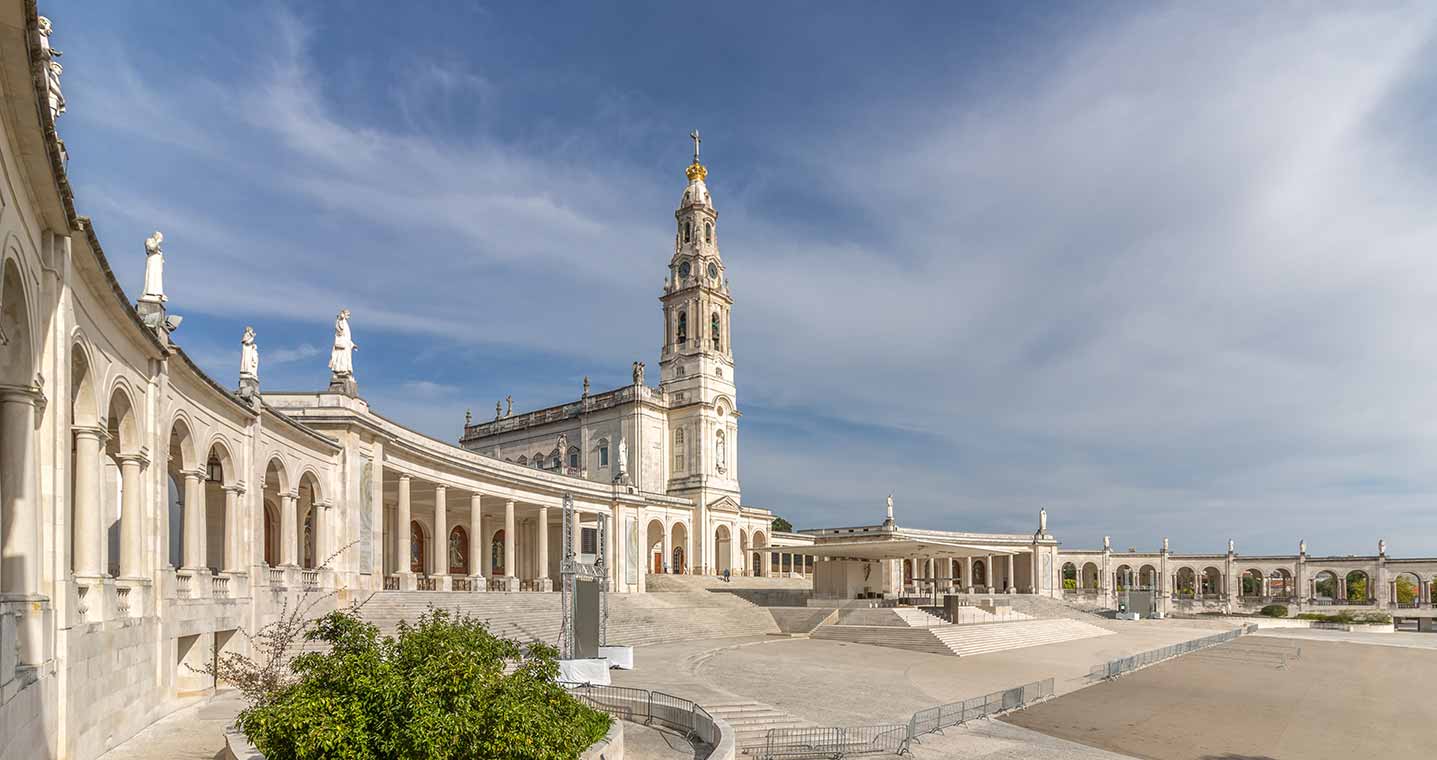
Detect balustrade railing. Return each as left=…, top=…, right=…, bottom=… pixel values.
left=76, top=583, right=91, bottom=620
left=383, top=575, right=399, bottom=590
left=268, top=568, right=285, bottom=587
left=486, top=578, right=509, bottom=592
left=212, top=574, right=230, bottom=598
left=451, top=577, right=475, bottom=592
left=416, top=575, right=437, bottom=591
left=301, top=570, right=319, bottom=591
left=115, top=586, right=132, bottom=618
left=175, top=572, right=192, bottom=599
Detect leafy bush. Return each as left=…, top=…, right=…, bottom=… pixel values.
left=1259, top=604, right=1288, bottom=618
left=1294, top=611, right=1392, bottom=625
left=1062, top=578, right=1077, bottom=590
left=238, top=608, right=610, bottom=760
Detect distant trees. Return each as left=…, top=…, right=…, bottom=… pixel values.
left=771, top=516, right=794, bottom=533
left=1396, top=576, right=1418, bottom=605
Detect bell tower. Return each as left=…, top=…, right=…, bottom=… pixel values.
left=660, top=131, right=740, bottom=571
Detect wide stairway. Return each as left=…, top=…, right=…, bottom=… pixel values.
left=700, top=699, right=813, bottom=755
left=811, top=618, right=1111, bottom=657
left=348, top=590, right=779, bottom=648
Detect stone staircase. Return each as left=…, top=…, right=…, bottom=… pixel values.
left=343, top=590, right=779, bottom=649
left=811, top=618, right=1111, bottom=657
left=700, top=699, right=813, bottom=755
left=1002, top=594, right=1112, bottom=621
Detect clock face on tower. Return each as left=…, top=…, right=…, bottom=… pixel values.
left=678, top=261, right=691, bottom=279
left=708, top=262, right=719, bottom=280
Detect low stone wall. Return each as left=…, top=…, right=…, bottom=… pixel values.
left=222, top=729, right=262, bottom=760
left=578, top=718, right=624, bottom=760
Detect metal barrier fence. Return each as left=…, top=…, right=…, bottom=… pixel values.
left=762, top=724, right=911, bottom=759
left=907, top=677, right=1054, bottom=737
left=1087, top=623, right=1258, bottom=681
left=562, top=682, right=723, bottom=747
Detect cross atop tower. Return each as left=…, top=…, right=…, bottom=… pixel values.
left=690, top=129, right=701, bottom=163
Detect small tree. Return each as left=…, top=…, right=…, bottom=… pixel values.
left=771, top=515, right=794, bottom=533
left=1396, top=576, right=1418, bottom=605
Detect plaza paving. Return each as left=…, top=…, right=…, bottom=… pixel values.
left=1003, top=635, right=1436, bottom=759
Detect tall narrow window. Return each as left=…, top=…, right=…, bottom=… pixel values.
left=673, top=428, right=685, bottom=471
left=598, top=440, right=609, bottom=467
left=684, top=222, right=692, bottom=243
left=676, top=312, right=687, bottom=344
left=711, top=312, right=721, bottom=350
left=704, top=222, right=712, bottom=243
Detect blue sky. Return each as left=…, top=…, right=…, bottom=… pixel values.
left=52, top=2, right=1437, bottom=554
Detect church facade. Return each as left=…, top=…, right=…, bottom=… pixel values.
left=461, top=134, right=759, bottom=577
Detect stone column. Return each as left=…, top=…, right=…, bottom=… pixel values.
left=537, top=506, right=551, bottom=590
left=0, top=388, right=37, bottom=593
left=964, top=556, right=973, bottom=593
left=395, top=475, right=411, bottom=574
left=117, top=454, right=146, bottom=579
left=663, top=523, right=673, bottom=574
left=72, top=426, right=105, bottom=577
left=1006, top=554, right=1015, bottom=593
left=280, top=493, right=298, bottom=566
left=469, top=493, right=484, bottom=581
left=223, top=486, right=242, bottom=571
left=433, top=485, right=447, bottom=576
left=985, top=554, right=994, bottom=592
left=504, top=500, right=516, bottom=587
left=182, top=471, right=205, bottom=569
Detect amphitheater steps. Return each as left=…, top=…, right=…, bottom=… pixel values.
left=929, top=619, right=1111, bottom=656
left=811, top=618, right=1112, bottom=657
left=700, top=700, right=814, bottom=754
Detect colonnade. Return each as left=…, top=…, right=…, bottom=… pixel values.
left=905, top=554, right=1016, bottom=594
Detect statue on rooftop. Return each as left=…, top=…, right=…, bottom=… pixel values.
left=617, top=435, right=629, bottom=478
left=505, top=395, right=513, bottom=416
left=583, top=376, right=590, bottom=397
left=632, top=361, right=645, bottom=385
left=140, top=231, right=166, bottom=303
left=328, top=309, right=356, bottom=377
left=495, top=400, right=502, bottom=419
left=240, top=327, right=259, bottom=379
left=1379, top=539, right=1386, bottom=555
left=1038, top=508, right=1047, bottom=533
left=1103, top=535, right=1111, bottom=551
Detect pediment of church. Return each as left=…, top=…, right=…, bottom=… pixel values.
left=708, top=495, right=741, bottom=513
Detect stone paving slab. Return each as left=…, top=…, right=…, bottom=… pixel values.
left=97, top=690, right=242, bottom=760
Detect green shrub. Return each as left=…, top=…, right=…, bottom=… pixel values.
left=1258, top=604, right=1288, bottom=618
left=1062, top=578, right=1077, bottom=590
left=238, top=608, right=610, bottom=760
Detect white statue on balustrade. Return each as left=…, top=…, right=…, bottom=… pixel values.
left=616, top=435, right=629, bottom=478
left=240, top=326, right=259, bottom=380
left=140, top=231, right=166, bottom=303
left=329, top=309, right=356, bottom=376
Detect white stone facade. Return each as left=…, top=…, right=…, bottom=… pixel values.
left=0, top=8, right=772, bottom=759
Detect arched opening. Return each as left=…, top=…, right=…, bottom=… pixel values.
left=263, top=459, right=289, bottom=566
left=711, top=312, right=721, bottom=350
left=206, top=443, right=236, bottom=572
left=1139, top=565, right=1157, bottom=590
left=448, top=525, right=468, bottom=575
left=951, top=558, right=963, bottom=589
left=1202, top=567, right=1223, bottom=597
left=166, top=420, right=197, bottom=569
left=263, top=501, right=279, bottom=567
left=1313, top=570, right=1339, bottom=601
left=410, top=520, right=426, bottom=574
left=683, top=222, right=692, bottom=244
left=752, top=530, right=768, bottom=577
left=104, top=388, right=140, bottom=579
left=490, top=528, right=505, bottom=576
left=676, top=312, right=688, bottom=345
left=1241, top=569, right=1265, bottom=598
left=972, top=559, right=987, bottom=588
left=1061, top=562, right=1077, bottom=591
left=1267, top=568, right=1293, bottom=599
left=1175, top=567, right=1197, bottom=597
left=298, top=471, right=321, bottom=569
left=903, top=559, right=914, bottom=586
left=714, top=524, right=732, bottom=575
left=704, top=221, right=712, bottom=243
left=1345, top=570, right=1370, bottom=603
left=738, top=529, right=749, bottom=575
left=646, top=519, right=665, bottom=574
left=1114, top=564, right=1134, bottom=591
left=0, top=258, right=37, bottom=593
left=1080, top=562, right=1099, bottom=591
left=567, top=446, right=580, bottom=471
left=1394, top=572, right=1421, bottom=608
left=670, top=522, right=687, bottom=574
left=69, top=344, right=100, bottom=577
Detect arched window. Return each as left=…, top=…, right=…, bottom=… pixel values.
left=516, top=455, right=527, bottom=466
left=684, top=222, right=692, bottom=243
left=490, top=529, right=505, bottom=576
left=704, top=222, right=712, bottom=243
left=568, top=446, right=580, bottom=470
left=531, top=455, right=543, bottom=469
left=676, top=312, right=687, bottom=344
left=711, top=312, right=721, bottom=350
left=673, top=428, right=685, bottom=471
left=410, top=520, right=425, bottom=574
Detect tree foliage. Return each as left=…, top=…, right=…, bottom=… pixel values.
left=236, top=608, right=609, bottom=760
left=1396, top=576, right=1418, bottom=605
left=771, top=515, right=794, bottom=533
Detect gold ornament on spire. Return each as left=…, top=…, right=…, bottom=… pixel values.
left=686, top=128, right=707, bottom=181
